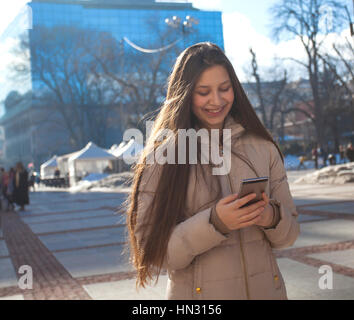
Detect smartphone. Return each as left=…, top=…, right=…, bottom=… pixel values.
left=238, top=176, right=269, bottom=208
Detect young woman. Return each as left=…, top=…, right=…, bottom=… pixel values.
left=125, top=42, right=300, bottom=300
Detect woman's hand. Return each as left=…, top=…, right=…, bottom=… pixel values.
left=254, top=192, right=275, bottom=228
left=215, top=193, right=266, bottom=230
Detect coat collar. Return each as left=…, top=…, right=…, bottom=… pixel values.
left=192, top=113, right=247, bottom=169
left=223, top=113, right=246, bottom=140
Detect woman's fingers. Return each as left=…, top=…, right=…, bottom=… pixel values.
left=238, top=206, right=264, bottom=223
left=229, top=193, right=256, bottom=209
left=262, top=192, right=269, bottom=204
left=238, top=214, right=262, bottom=229
left=219, top=193, right=238, bottom=205
left=237, top=199, right=265, bottom=215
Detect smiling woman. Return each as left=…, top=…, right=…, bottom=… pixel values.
left=125, top=42, right=299, bottom=300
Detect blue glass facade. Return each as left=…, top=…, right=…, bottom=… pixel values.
left=29, top=1, right=224, bottom=52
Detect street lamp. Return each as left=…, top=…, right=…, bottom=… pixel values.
left=123, top=15, right=199, bottom=54
left=165, top=15, right=199, bottom=47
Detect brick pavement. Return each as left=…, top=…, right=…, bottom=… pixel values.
left=0, top=210, right=92, bottom=300
left=272, top=201, right=354, bottom=280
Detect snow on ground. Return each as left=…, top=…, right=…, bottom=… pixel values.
left=69, top=171, right=133, bottom=192
left=294, top=161, right=354, bottom=184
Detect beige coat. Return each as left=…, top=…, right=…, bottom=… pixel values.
left=135, top=114, right=300, bottom=300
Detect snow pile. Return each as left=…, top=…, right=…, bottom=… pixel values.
left=69, top=180, right=93, bottom=193
left=294, top=162, right=354, bottom=184
left=70, top=171, right=134, bottom=192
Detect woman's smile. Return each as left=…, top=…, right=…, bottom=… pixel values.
left=202, top=104, right=227, bottom=117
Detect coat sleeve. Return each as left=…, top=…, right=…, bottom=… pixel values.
left=260, top=143, right=300, bottom=249
left=134, top=164, right=229, bottom=271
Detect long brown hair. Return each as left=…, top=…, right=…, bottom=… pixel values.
left=124, top=42, right=284, bottom=289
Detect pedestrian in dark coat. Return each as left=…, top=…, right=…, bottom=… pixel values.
left=312, top=147, right=318, bottom=169
left=346, top=143, right=354, bottom=162
left=321, top=146, right=328, bottom=167
left=339, top=144, right=346, bottom=163
left=13, top=162, right=29, bottom=211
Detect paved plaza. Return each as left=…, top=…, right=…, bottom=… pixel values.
left=0, top=169, right=353, bottom=300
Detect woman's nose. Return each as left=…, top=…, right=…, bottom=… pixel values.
left=209, top=90, right=222, bottom=106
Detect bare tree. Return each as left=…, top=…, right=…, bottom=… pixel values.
left=270, top=0, right=349, bottom=149
left=318, top=37, right=354, bottom=99
left=247, top=48, right=290, bottom=135
left=322, top=67, right=349, bottom=151
left=11, top=26, right=122, bottom=149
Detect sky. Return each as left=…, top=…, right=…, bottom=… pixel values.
left=0, top=0, right=352, bottom=86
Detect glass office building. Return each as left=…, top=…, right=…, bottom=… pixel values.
left=0, top=0, right=224, bottom=168
left=29, top=0, right=223, bottom=50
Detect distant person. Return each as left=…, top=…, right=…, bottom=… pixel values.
left=312, top=146, right=318, bottom=169
left=328, top=154, right=336, bottom=165
left=65, top=172, right=70, bottom=187
left=346, top=143, right=354, bottom=163
left=28, top=172, right=36, bottom=192
left=13, top=162, right=29, bottom=211
left=54, top=168, right=61, bottom=178
left=321, top=146, right=328, bottom=168
left=339, top=144, right=346, bottom=164
left=104, top=165, right=112, bottom=174
left=297, top=155, right=306, bottom=170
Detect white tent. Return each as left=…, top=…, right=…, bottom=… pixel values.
left=68, top=142, right=116, bottom=184
left=57, top=150, right=80, bottom=177
left=40, top=155, right=58, bottom=178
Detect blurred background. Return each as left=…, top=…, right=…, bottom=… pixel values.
left=0, top=0, right=352, bottom=185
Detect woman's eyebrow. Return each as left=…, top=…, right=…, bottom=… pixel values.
left=195, top=80, right=231, bottom=89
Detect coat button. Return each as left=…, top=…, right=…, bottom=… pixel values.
left=274, top=275, right=279, bottom=281
left=196, top=287, right=201, bottom=293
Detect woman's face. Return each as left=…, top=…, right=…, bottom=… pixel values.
left=192, top=65, right=234, bottom=130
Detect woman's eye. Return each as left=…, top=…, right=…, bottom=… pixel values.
left=220, top=86, right=231, bottom=92
left=196, top=91, right=209, bottom=96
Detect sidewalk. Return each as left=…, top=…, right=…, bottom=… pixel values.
left=0, top=169, right=353, bottom=300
